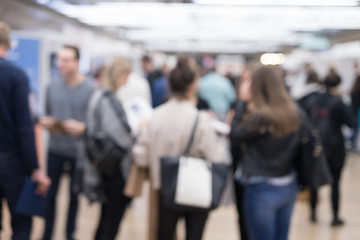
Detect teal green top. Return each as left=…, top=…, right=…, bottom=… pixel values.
left=198, top=73, right=236, bottom=113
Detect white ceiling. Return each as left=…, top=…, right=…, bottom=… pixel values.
left=42, top=0, right=360, bottom=54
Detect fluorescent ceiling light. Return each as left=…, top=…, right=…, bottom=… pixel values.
left=260, top=53, right=286, bottom=65
left=144, top=41, right=280, bottom=53
left=46, top=1, right=360, bottom=53
left=194, top=0, right=359, bottom=7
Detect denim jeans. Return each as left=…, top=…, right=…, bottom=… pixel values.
left=243, top=180, right=297, bottom=240
left=43, top=152, right=78, bottom=240
left=0, top=152, right=32, bottom=240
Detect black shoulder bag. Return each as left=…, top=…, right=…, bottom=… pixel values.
left=296, top=111, right=333, bottom=189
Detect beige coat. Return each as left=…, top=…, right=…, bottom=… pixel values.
left=133, top=98, right=227, bottom=189
left=125, top=98, right=227, bottom=240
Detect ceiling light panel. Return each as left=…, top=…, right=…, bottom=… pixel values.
left=47, top=1, right=360, bottom=53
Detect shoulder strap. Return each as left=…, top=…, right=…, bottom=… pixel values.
left=105, top=92, right=132, bottom=134
left=184, top=112, right=200, bottom=156
left=91, top=91, right=106, bottom=133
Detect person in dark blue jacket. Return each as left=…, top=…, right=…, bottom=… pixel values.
left=0, top=21, right=50, bottom=240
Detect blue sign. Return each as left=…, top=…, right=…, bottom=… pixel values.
left=7, top=37, right=41, bottom=115
left=7, top=37, right=40, bottom=95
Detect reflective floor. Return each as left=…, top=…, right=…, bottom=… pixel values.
left=2, top=154, right=360, bottom=240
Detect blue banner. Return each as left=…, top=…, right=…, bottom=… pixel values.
left=7, top=37, right=41, bottom=116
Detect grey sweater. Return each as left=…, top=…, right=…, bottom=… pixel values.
left=46, top=77, right=95, bottom=157
left=77, top=88, right=133, bottom=202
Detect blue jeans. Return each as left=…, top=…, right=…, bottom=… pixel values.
left=0, top=152, right=32, bottom=240
left=243, top=180, right=297, bottom=240
left=43, top=152, right=78, bottom=240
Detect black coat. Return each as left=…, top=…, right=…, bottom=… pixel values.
left=298, top=92, right=353, bottom=169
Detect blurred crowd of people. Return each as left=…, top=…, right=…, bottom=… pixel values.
left=1, top=20, right=359, bottom=240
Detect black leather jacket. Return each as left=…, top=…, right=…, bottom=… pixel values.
left=230, top=101, right=302, bottom=179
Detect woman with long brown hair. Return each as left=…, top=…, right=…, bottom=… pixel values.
left=230, top=65, right=302, bottom=240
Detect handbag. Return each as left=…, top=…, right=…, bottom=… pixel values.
left=296, top=112, right=333, bottom=189
left=86, top=91, right=131, bottom=178
left=160, top=113, right=229, bottom=212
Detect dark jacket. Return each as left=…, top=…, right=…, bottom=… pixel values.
left=298, top=92, right=353, bottom=169
left=351, top=89, right=360, bottom=116
left=0, top=57, right=38, bottom=174
left=230, top=101, right=301, bottom=179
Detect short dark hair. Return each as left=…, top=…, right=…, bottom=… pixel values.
left=324, top=73, right=341, bottom=89
left=142, top=55, right=152, bottom=63
left=169, top=56, right=195, bottom=96
left=63, top=45, right=80, bottom=60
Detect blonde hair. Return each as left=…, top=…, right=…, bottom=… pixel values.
left=101, top=57, right=132, bottom=92
left=0, top=21, right=11, bottom=49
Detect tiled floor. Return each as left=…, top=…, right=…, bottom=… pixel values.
left=2, top=154, right=360, bottom=240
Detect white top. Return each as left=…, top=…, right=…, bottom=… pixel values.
left=117, top=72, right=152, bottom=105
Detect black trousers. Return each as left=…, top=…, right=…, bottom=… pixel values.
left=43, top=152, right=78, bottom=240
left=234, top=180, right=249, bottom=240
left=158, top=200, right=209, bottom=240
left=0, top=152, right=32, bottom=240
left=95, top=173, right=130, bottom=240
left=310, top=166, right=343, bottom=218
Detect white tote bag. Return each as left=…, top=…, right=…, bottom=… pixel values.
left=174, top=156, right=212, bottom=208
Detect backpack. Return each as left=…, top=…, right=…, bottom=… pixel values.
left=306, top=93, right=338, bottom=150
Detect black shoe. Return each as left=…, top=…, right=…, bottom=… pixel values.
left=331, top=218, right=345, bottom=227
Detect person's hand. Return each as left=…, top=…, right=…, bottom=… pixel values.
left=62, top=119, right=86, bottom=136
left=39, top=116, right=56, bottom=129
left=205, top=110, right=216, bottom=119
left=138, top=116, right=149, bottom=131
left=32, top=169, right=51, bottom=197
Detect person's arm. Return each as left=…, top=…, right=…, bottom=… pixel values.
left=13, top=71, right=50, bottom=195
left=225, top=79, right=237, bottom=106
left=132, top=120, right=152, bottom=168
left=338, top=100, right=354, bottom=128
left=13, top=71, right=39, bottom=173
left=39, top=86, right=56, bottom=129
left=197, top=113, right=227, bottom=163
left=229, top=102, right=264, bottom=145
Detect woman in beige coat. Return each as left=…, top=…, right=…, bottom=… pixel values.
left=130, top=57, right=227, bottom=240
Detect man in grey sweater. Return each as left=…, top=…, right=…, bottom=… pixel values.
left=40, top=45, right=95, bottom=240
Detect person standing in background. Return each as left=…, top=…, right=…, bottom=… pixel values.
left=198, top=63, right=236, bottom=121
left=117, top=72, right=152, bottom=105
left=350, top=63, right=360, bottom=150
left=301, top=72, right=353, bottom=226
left=141, top=55, right=163, bottom=92
left=0, top=21, right=50, bottom=240
left=39, top=45, right=95, bottom=240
